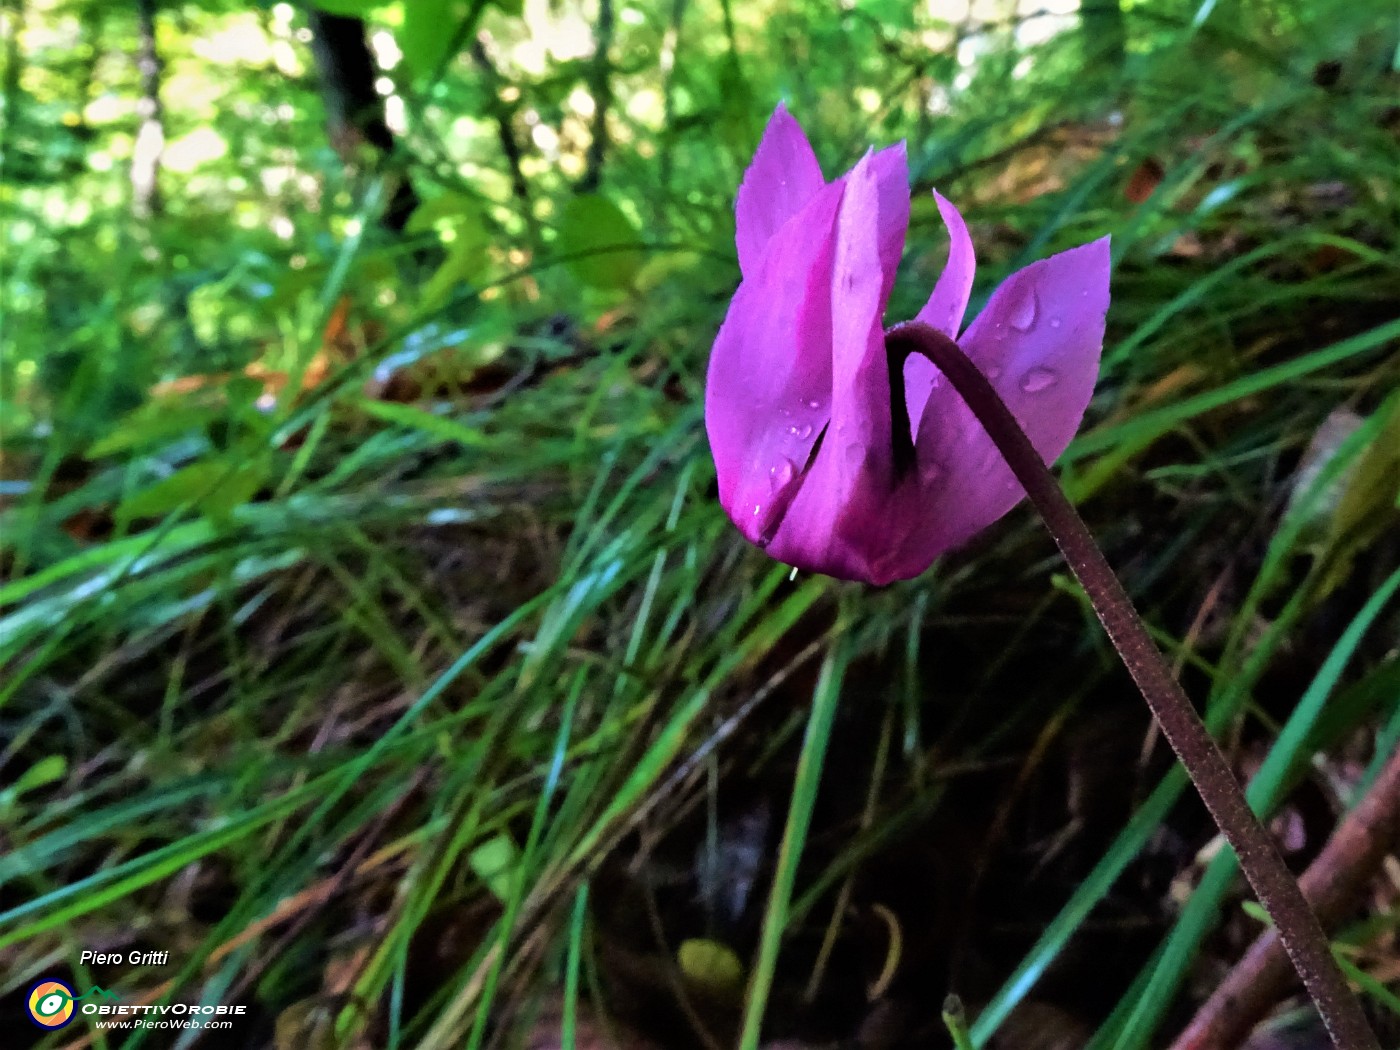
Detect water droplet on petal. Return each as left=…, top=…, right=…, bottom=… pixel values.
left=1008, top=289, right=1037, bottom=332
left=770, top=458, right=796, bottom=488
left=752, top=503, right=762, bottom=517
left=1049, top=317, right=1062, bottom=329
left=805, top=398, right=821, bottom=410
left=796, top=423, right=813, bottom=439
left=1019, top=367, right=1058, bottom=393
left=919, top=460, right=943, bottom=484
left=985, top=365, right=1003, bottom=381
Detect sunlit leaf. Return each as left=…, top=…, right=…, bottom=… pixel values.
left=412, top=195, right=493, bottom=307
left=119, top=459, right=266, bottom=523
left=399, top=0, right=464, bottom=83
left=0, top=756, right=68, bottom=811
left=200, top=460, right=268, bottom=521
left=468, top=835, right=519, bottom=901
left=556, top=194, right=643, bottom=290
left=306, top=0, right=383, bottom=16
left=86, top=400, right=223, bottom=459
left=677, top=938, right=744, bottom=996
left=405, top=192, right=484, bottom=235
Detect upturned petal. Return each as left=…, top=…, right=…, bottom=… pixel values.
left=735, top=104, right=826, bottom=278
left=903, top=236, right=1112, bottom=557
left=904, top=191, right=976, bottom=439
left=706, top=178, right=847, bottom=546
left=915, top=192, right=976, bottom=337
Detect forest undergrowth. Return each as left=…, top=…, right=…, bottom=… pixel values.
left=2, top=1, right=1399, bottom=1047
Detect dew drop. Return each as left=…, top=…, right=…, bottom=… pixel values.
left=787, top=423, right=812, bottom=439
left=1008, top=289, right=1038, bottom=332
left=919, top=460, right=944, bottom=484
left=752, top=503, right=762, bottom=517
left=770, top=458, right=796, bottom=488
left=985, top=365, right=1003, bottom=381
left=1049, top=317, right=1062, bottom=329
left=1019, top=367, right=1058, bottom=393
left=805, top=398, right=821, bottom=410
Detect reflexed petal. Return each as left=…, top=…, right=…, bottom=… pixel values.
left=905, top=192, right=976, bottom=437
left=914, top=192, right=976, bottom=338
left=906, top=236, right=1112, bottom=556
left=766, top=153, right=918, bottom=583
left=706, top=179, right=847, bottom=545
left=735, top=104, right=826, bottom=278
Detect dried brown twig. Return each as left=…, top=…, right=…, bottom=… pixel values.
left=1171, top=743, right=1400, bottom=1050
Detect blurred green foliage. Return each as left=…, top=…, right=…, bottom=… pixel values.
left=2, top=0, right=1399, bottom=1047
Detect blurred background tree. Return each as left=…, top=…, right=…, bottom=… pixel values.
left=2, top=1, right=1399, bottom=1048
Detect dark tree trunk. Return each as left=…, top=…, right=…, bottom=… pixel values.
left=132, top=0, right=164, bottom=219
left=306, top=8, right=419, bottom=233
left=577, top=0, right=614, bottom=193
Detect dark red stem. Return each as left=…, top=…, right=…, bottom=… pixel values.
left=884, top=321, right=1377, bottom=1050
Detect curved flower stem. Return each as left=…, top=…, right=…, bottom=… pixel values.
left=884, top=321, right=1378, bottom=1050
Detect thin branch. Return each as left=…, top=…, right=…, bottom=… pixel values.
left=884, top=321, right=1379, bottom=1050
left=468, top=37, right=532, bottom=225
left=132, top=0, right=165, bottom=220
left=578, top=0, right=615, bottom=194
left=655, top=0, right=689, bottom=220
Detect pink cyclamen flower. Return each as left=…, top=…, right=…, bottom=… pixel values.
left=704, top=105, right=1111, bottom=585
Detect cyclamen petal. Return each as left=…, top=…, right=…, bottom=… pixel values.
left=707, top=178, right=847, bottom=545
left=864, top=143, right=912, bottom=303
left=905, top=192, right=976, bottom=439
left=735, top=104, right=826, bottom=279
left=765, top=152, right=914, bottom=581
left=915, top=192, right=976, bottom=338
left=707, top=105, right=1111, bottom=584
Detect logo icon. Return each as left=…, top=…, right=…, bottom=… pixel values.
left=27, top=979, right=76, bottom=1029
